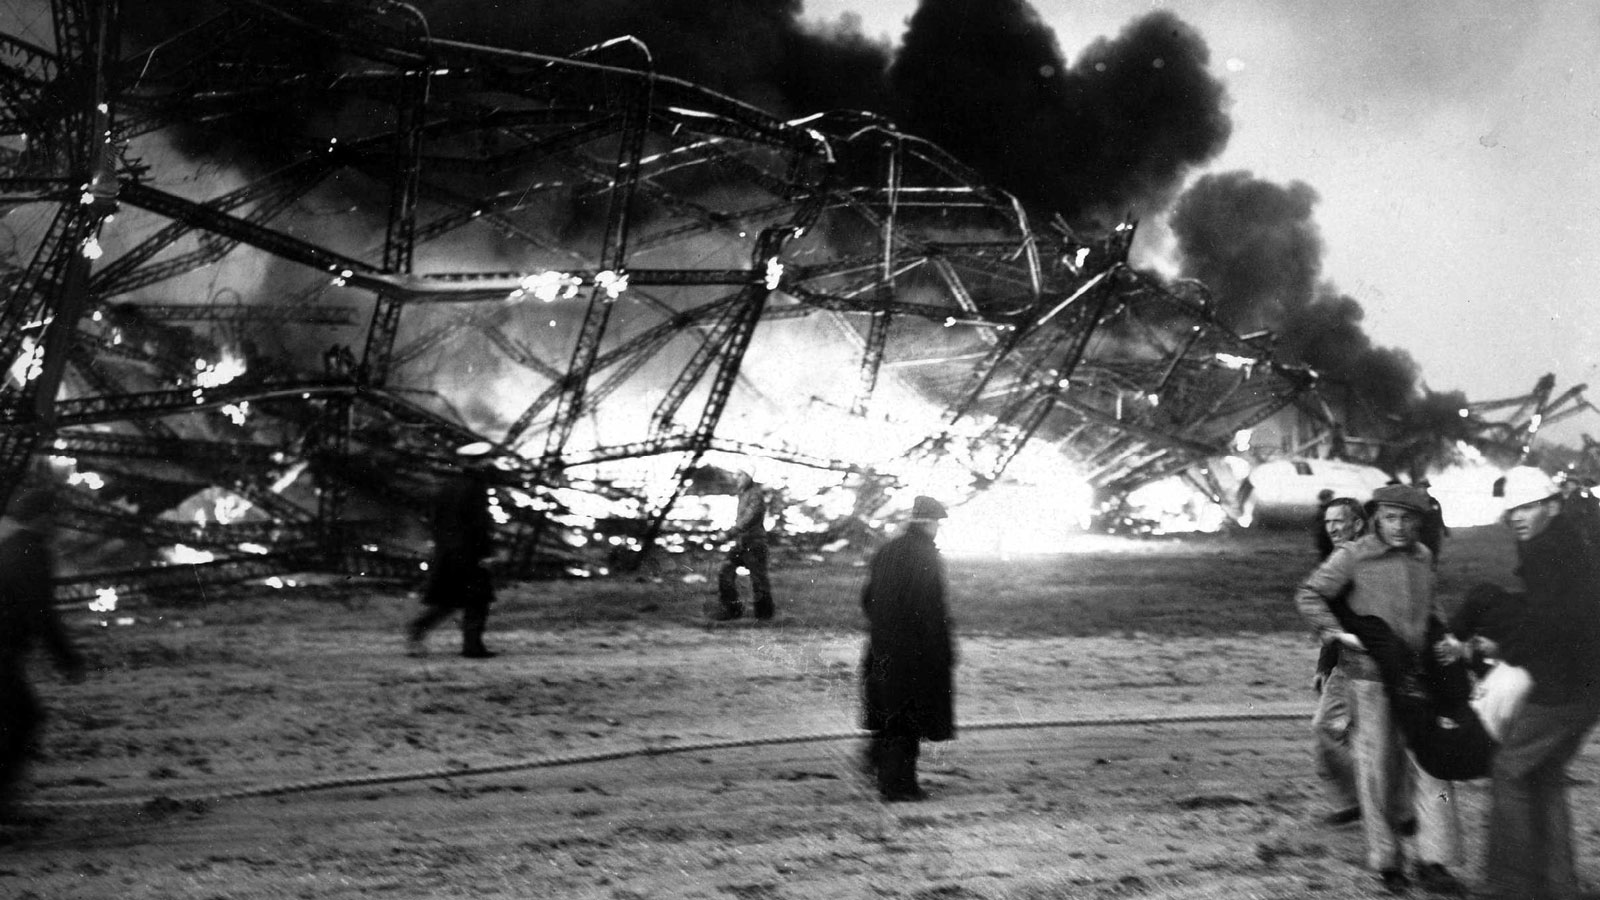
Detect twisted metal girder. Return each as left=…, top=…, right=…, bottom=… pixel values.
left=0, top=2, right=1320, bottom=602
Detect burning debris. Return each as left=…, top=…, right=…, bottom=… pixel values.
left=0, top=1, right=1328, bottom=606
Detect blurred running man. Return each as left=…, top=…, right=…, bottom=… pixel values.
left=1295, top=484, right=1463, bottom=896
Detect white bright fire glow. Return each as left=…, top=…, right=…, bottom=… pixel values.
left=1425, top=443, right=1518, bottom=528
left=88, top=587, right=117, bottom=612
left=67, top=471, right=104, bottom=490
left=165, top=544, right=214, bottom=564
left=938, top=446, right=1095, bottom=556
left=194, top=352, right=246, bottom=388
left=7, top=339, right=44, bottom=385
left=513, top=270, right=583, bottom=303
left=1123, top=476, right=1230, bottom=534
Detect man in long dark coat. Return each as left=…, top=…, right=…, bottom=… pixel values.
left=860, top=495, right=955, bottom=801
left=408, top=444, right=497, bottom=658
left=0, top=488, right=85, bottom=818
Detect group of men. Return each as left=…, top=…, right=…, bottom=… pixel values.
left=5, top=453, right=1598, bottom=900
left=406, top=461, right=779, bottom=659
left=1296, top=472, right=1600, bottom=898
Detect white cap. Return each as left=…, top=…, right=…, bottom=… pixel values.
left=1497, top=466, right=1559, bottom=513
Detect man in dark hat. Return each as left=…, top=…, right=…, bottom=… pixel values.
left=1295, top=483, right=1463, bottom=895
left=0, top=488, right=85, bottom=818
left=859, top=495, right=956, bottom=802
left=408, top=443, right=499, bottom=658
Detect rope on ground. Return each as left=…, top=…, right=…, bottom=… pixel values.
left=28, top=708, right=1309, bottom=811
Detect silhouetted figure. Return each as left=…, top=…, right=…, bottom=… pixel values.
left=408, top=445, right=498, bottom=658
left=1474, top=467, right=1600, bottom=900
left=1416, top=479, right=1449, bottom=562
left=0, top=489, right=85, bottom=819
left=860, top=496, right=955, bottom=802
left=713, top=471, right=773, bottom=621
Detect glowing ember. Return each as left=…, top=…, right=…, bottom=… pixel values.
left=88, top=587, right=117, bottom=612
left=194, top=352, right=246, bottom=388
left=165, top=544, right=215, bottom=564
left=67, top=471, right=104, bottom=490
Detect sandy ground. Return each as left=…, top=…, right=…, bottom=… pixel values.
left=3, top=537, right=1599, bottom=899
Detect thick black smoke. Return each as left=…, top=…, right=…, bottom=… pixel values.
left=127, top=0, right=1230, bottom=226
left=888, top=2, right=1231, bottom=225
left=1171, top=171, right=1467, bottom=467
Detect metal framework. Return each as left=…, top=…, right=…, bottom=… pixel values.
left=0, top=0, right=1316, bottom=602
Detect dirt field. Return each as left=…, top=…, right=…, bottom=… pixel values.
left=4, top=525, right=1598, bottom=899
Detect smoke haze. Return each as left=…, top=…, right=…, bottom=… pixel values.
left=1170, top=170, right=1445, bottom=438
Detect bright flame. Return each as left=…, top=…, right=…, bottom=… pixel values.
left=1425, top=444, right=1516, bottom=528
left=514, top=270, right=584, bottom=302
left=595, top=269, right=629, bottom=299
left=194, top=352, right=246, bottom=388
left=88, top=587, right=117, bottom=612
left=1123, top=476, right=1230, bottom=534
left=939, top=448, right=1096, bottom=556
left=67, top=471, right=105, bottom=490
left=165, top=544, right=215, bottom=564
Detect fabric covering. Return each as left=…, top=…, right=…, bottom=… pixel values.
left=1337, top=606, right=1495, bottom=781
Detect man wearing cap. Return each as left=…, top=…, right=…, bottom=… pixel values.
left=1295, top=483, right=1463, bottom=896
left=408, top=443, right=499, bottom=658
left=713, top=471, right=774, bottom=621
left=1464, top=467, right=1600, bottom=900
left=859, top=495, right=955, bottom=802
left=0, top=488, right=86, bottom=818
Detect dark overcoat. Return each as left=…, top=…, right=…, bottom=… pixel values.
left=860, top=527, right=955, bottom=741
left=0, top=526, right=80, bottom=734
left=422, top=471, right=495, bottom=609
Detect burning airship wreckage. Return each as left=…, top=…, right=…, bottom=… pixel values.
left=0, top=0, right=1319, bottom=606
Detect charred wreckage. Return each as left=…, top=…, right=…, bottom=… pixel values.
left=0, top=0, right=1318, bottom=605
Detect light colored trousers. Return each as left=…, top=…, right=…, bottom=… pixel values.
left=1347, top=676, right=1462, bottom=871
left=1312, top=666, right=1359, bottom=812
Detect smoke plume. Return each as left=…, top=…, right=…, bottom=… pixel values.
left=1170, top=170, right=1454, bottom=452
left=887, top=2, right=1231, bottom=225
left=128, top=0, right=1231, bottom=227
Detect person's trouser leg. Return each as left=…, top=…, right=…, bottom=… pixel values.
left=1486, top=700, right=1600, bottom=899
left=1406, top=748, right=1460, bottom=868
left=0, top=683, right=41, bottom=815
left=1313, top=666, right=1359, bottom=813
left=716, top=547, right=744, bottom=616
left=408, top=604, right=453, bottom=642
left=461, top=600, right=489, bottom=655
left=1348, top=677, right=1404, bottom=871
left=747, top=539, right=774, bottom=619
left=876, top=734, right=920, bottom=799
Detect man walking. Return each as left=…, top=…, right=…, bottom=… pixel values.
left=713, top=471, right=773, bottom=621
left=408, top=442, right=499, bottom=658
left=1305, top=497, right=1367, bottom=827
left=860, top=496, right=955, bottom=802
left=1473, top=467, right=1600, bottom=900
left=1295, top=484, right=1463, bottom=895
left=0, top=488, right=85, bottom=819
